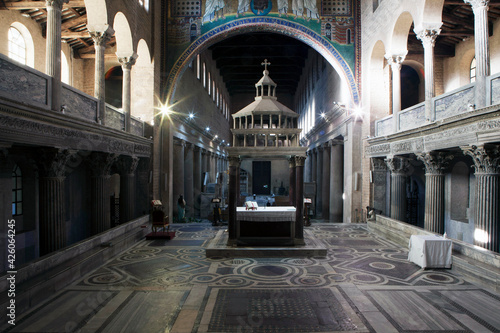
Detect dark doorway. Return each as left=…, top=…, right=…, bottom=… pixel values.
left=252, top=161, right=271, bottom=195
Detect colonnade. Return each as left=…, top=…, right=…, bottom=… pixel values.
left=44, top=0, right=136, bottom=131
left=172, top=138, right=228, bottom=220
left=373, top=144, right=500, bottom=252
left=34, top=149, right=145, bottom=255
left=305, top=140, right=344, bottom=221
left=385, top=0, right=491, bottom=124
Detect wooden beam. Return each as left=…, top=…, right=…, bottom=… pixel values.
left=61, top=14, right=87, bottom=30
left=61, top=31, right=89, bottom=38
left=3, top=1, right=86, bottom=10
left=78, top=53, right=116, bottom=59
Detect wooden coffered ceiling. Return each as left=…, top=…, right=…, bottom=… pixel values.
left=0, top=0, right=115, bottom=58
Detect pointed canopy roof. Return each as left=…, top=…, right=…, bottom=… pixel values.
left=232, top=59, right=299, bottom=119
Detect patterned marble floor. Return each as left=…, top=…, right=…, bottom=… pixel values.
left=3, top=223, right=500, bottom=333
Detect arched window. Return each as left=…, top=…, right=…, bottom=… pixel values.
left=12, top=165, right=23, bottom=216
left=8, top=27, right=26, bottom=65
left=470, top=57, right=476, bottom=83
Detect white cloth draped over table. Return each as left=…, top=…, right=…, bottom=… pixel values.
left=408, top=235, right=452, bottom=269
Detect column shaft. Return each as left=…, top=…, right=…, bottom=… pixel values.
left=424, top=174, right=445, bottom=233
left=295, top=156, right=306, bottom=244
left=173, top=139, right=185, bottom=220
left=193, top=147, right=202, bottom=218
left=119, top=174, right=135, bottom=224
left=184, top=143, right=194, bottom=218
left=91, top=175, right=110, bottom=234
left=289, top=157, right=296, bottom=206
left=227, top=157, right=240, bottom=246
left=390, top=173, right=407, bottom=222
left=322, top=144, right=331, bottom=220
left=40, top=177, right=66, bottom=255
left=316, top=147, right=323, bottom=217
left=330, top=143, right=344, bottom=221
left=45, top=0, right=64, bottom=112
left=475, top=173, right=499, bottom=251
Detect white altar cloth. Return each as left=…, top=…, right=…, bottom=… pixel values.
left=236, top=206, right=296, bottom=222
left=408, top=235, right=452, bottom=269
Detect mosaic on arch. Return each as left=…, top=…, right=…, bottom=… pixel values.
left=167, top=0, right=357, bottom=70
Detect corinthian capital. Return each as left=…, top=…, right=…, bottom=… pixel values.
left=464, top=0, right=489, bottom=10
left=415, top=27, right=441, bottom=48
left=118, top=53, right=138, bottom=69
left=88, top=26, right=115, bottom=47
left=417, top=151, right=453, bottom=175
left=385, top=53, right=407, bottom=71
left=462, top=144, right=500, bottom=174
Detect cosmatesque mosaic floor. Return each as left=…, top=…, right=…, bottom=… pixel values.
left=4, top=223, right=500, bottom=333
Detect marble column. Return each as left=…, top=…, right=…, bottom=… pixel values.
left=118, top=54, right=138, bottom=132
left=295, top=156, right=306, bottom=245
left=227, top=156, right=241, bottom=246
left=322, top=142, right=331, bottom=220
left=316, top=145, right=324, bottom=217
left=193, top=146, right=202, bottom=218
left=89, top=26, right=114, bottom=125
left=38, top=149, right=72, bottom=255
left=288, top=157, right=296, bottom=206
left=417, top=152, right=453, bottom=234
left=305, top=150, right=312, bottom=183
left=117, top=155, right=139, bottom=224
left=330, top=140, right=344, bottom=222
left=184, top=143, right=194, bottom=218
left=415, top=27, right=440, bottom=121
left=173, top=139, right=185, bottom=220
left=45, top=0, right=67, bottom=112
left=462, top=145, right=500, bottom=252
left=385, top=156, right=410, bottom=222
left=466, top=0, right=490, bottom=108
left=88, top=152, right=118, bottom=235
left=311, top=149, right=317, bottom=183
left=385, top=53, right=406, bottom=132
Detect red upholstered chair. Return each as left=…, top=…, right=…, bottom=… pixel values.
left=152, top=209, right=169, bottom=233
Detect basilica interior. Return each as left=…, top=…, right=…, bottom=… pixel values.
left=1, top=0, right=500, bottom=332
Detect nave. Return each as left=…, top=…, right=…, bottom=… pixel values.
left=3, top=223, right=500, bottom=333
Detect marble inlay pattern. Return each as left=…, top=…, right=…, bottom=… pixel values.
left=4, top=223, right=500, bottom=333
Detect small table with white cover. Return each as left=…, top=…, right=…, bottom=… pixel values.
left=408, top=235, right=452, bottom=269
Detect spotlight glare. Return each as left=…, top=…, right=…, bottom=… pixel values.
left=188, top=113, right=194, bottom=119
left=206, top=127, right=210, bottom=131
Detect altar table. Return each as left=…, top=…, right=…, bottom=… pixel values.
left=408, top=235, right=452, bottom=269
left=236, top=206, right=296, bottom=245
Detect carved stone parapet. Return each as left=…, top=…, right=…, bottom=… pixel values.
left=417, top=152, right=454, bottom=175
left=462, top=144, right=500, bottom=174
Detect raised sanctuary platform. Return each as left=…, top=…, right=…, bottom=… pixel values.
left=205, top=228, right=327, bottom=258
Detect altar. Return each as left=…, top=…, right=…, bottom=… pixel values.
left=236, top=206, right=296, bottom=245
